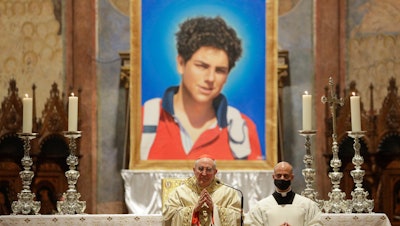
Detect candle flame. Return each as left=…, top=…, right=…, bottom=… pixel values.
left=304, top=91, right=308, bottom=95
left=352, top=92, right=356, bottom=96
left=25, top=94, right=29, bottom=98
left=71, top=93, right=75, bottom=97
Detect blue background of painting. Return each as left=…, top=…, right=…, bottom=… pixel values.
left=141, top=0, right=266, bottom=157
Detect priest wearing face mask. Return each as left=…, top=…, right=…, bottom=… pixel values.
left=244, top=161, right=322, bottom=226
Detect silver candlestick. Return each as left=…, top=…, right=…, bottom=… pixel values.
left=347, top=131, right=374, bottom=213
left=57, top=131, right=86, bottom=214
left=299, top=130, right=322, bottom=207
left=12, top=133, right=41, bottom=215
left=321, top=77, right=348, bottom=213
left=323, top=133, right=349, bottom=213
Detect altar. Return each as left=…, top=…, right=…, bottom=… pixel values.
left=320, top=213, right=392, bottom=226
left=0, top=213, right=392, bottom=225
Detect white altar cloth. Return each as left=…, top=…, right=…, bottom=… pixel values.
left=0, top=213, right=391, bottom=225
left=0, top=214, right=162, bottom=226
left=320, top=213, right=392, bottom=226
left=121, top=169, right=274, bottom=214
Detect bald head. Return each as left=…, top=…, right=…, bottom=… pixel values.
left=195, top=157, right=216, bottom=168
left=193, top=156, right=218, bottom=189
left=274, top=161, right=293, bottom=174
left=272, top=161, right=294, bottom=183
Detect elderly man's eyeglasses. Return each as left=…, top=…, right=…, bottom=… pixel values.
left=196, top=166, right=215, bottom=174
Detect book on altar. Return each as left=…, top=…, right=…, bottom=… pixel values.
left=266, top=205, right=305, bottom=226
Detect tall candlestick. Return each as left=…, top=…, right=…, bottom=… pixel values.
left=350, top=92, right=361, bottom=132
left=22, top=94, right=33, bottom=133
left=68, top=93, right=78, bottom=131
left=302, top=91, right=312, bottom=131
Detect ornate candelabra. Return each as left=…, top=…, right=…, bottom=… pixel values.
left=347, top=131, right=374, bottom=213
left=321, top=77, right=349, bottom=213
left=299, top=130, right=323, bottom=207
left=57, top=131, right=86, bottom=214
left=12, top=133, right=41, bottom=215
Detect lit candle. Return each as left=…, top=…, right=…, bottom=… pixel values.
left=22, top=94, right=33, bottom=133
left=68, top=93, right=78, bottom=131
left=302, top=91, right=312, bottom=131
left=350, top=92, right=361, bottom=132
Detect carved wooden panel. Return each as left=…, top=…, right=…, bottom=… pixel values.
left=381, top=166, right=400, bottom=226
left=0, top=79, right=23, bottom=138
left=0, top=161, right=21, bottom=215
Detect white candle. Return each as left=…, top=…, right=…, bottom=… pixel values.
left=302, top=91, right=312, bottom=131
left=68, top=93, right=78, bottom=131
left=350, top=92, right=361, bottom=132
left=22, top=94, right=33, bottom=133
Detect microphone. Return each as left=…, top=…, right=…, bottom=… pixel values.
left=217, top=180, right=244, bottom=226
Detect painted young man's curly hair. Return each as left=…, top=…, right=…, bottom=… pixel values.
left=175, top=16, right=242, bottom=71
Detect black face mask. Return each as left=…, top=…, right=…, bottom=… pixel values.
left=274, top=179, right=291, bottom=191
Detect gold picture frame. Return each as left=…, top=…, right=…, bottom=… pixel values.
left=129, top=0, right=278, bottom=170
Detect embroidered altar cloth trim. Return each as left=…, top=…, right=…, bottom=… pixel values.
left=320, top=213, right=392, bottom=226
left=0, top=214, right=162, bottom=226
left=0, top=213, right=391, bottom=226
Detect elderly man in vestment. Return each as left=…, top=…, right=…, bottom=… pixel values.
left=244, top=161, right=322, bottom=226
left=163, top=155, right=241, bottom=226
